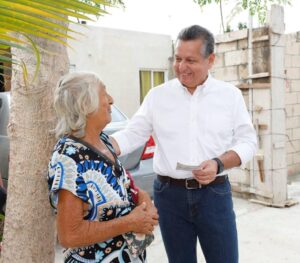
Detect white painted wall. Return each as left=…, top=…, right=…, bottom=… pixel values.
left=67, top=24, right=173, bottom=117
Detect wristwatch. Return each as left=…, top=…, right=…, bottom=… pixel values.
left=212, top=157, right=224, bottom=174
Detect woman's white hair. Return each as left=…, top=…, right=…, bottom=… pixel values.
left=54, top=71, right=103, bottom=138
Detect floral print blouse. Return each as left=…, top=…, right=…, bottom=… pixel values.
left=48, top=133, right=146, bottom=263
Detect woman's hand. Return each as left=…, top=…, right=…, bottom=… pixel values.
left=128, top=202, right=159, bottom=235
left=137, top=189, right=159, bottom=220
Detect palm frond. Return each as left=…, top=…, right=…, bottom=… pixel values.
left=0, top=0, right=121, bottom=82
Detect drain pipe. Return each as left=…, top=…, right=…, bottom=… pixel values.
left=248, top=14, right=255, bottom=189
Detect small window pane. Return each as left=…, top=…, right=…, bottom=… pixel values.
left=153, top=71, right=165, bottom=87
left=139, top=70, right=151, bottom=103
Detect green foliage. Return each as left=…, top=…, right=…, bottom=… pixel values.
left=194, top=0, right=223, bottom=6
left=81, top=0, right=125, bottom=8
left=238, top=22, right=247, bottom=30
left=0, top=213, right=4, bottom=242
left=236, top=0, right=291, bottom=23
left=0, top=0, right=123, bottom=83
left=194, top=0, right=292, bottom=26
left=225, top=24, right=232, bottom=32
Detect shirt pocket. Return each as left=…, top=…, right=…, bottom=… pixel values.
left=203, top=109, right=234, bottom=147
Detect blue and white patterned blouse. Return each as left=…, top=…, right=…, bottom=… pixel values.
left=48, top=133, right=146, bottom=263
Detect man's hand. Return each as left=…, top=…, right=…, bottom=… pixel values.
left=192, top=160, right=218, bottom=185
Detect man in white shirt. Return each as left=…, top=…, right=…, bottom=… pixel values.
left=111, top=25, right=257, bottom=263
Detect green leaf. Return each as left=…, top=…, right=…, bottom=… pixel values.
left=0, top=22, right=70, bottom=47
left=0, top=0, right=120, bottom=82
left=0, top=8, right=80, bottom=34
left=0, top=55, right=18, bottom=65
left=0, top=39, right=29, bottom=51
left=23, top=34, right=40, bottom=82
left=0, top=15, right=76, bottom=41
left=0, top=64, right=13, bottom=72
left=9, top=0, right=97, bottom=20
left=0, top=31, right=26, bottom=42
left=0, top=1, right=69, bottom=22
left=28, top=0, right=106, bottom=16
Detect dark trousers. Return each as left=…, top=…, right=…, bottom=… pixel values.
left=153, top=177, right=238, bottom=263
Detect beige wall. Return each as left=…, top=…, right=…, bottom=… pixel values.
left=210, top=9, right=292, bottom=205
left=210, top=28, right=272, bottom=188
left=67, top=24, right=173, bottom=117
left=211, top=24, right=300, bottom=180
left=285, top=32, right=300, bottom=176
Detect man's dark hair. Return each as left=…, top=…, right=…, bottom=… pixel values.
left=177, top=25, right=215, bottom=58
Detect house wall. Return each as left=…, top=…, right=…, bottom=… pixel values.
left=211, top=16, right=300, bottom=181
left=210, top=6, right=291, bottom=206
left=67, top=24, right=173, bottom=117
left=210, top=28, right=272, bottom=195
left=285, top=32, right=300, bottom=176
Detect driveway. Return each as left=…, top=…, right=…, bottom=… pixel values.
left=55, top=176, right=300, bottom=263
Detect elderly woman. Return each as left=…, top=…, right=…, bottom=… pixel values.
left=48, top=72, right=158, bottom=263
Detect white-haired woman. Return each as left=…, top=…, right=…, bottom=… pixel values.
left=48, top=72, right=158, bottom=263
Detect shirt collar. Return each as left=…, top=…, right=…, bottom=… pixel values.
left=199, top=73, right=213, bottom=94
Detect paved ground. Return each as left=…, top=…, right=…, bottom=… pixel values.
left=56, top=175, right=300, bottom=263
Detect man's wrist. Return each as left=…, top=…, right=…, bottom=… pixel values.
left=212, top=157, right=224, bottom=174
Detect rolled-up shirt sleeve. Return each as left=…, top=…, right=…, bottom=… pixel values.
left=112, top=90, right=154, bottom=156
left=229, top=90, right=257, bottom=165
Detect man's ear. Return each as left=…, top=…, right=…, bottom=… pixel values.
left=208, top=53, right=215, bottom=69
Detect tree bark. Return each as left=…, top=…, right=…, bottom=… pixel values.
left=1, top=23, right=69, bottom=262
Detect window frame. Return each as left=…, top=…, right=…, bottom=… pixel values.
left=139, top=69, right=168, bottom=103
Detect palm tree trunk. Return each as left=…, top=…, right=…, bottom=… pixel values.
left=1, top=22, right=69, bottom=262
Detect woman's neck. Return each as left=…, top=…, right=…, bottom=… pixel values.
left=82, top=120, right=105, bottom=143
left=81, top=128, right=114, bottom=161
left=82, top=128, right=102, bottom=145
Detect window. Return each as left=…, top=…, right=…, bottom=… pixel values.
left=139, top=70, right=166, bottom=103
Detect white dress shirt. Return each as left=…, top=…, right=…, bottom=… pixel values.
left=112, top=75, right=257, bottom=179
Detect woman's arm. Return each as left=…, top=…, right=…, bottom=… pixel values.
left=57, top=189, right=158, bottom=248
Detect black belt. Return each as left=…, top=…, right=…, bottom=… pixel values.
left=157, top=174, right=228, bottom=190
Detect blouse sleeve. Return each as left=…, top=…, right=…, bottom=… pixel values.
left=48, top=150, right=88, bottom=210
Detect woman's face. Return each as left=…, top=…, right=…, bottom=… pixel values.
left=89, top=83, right=114, bottom=128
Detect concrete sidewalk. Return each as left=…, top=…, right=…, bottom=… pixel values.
left=55, top=177, right=300, bottom=263
left=148, top=178, right=300, bottom=263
